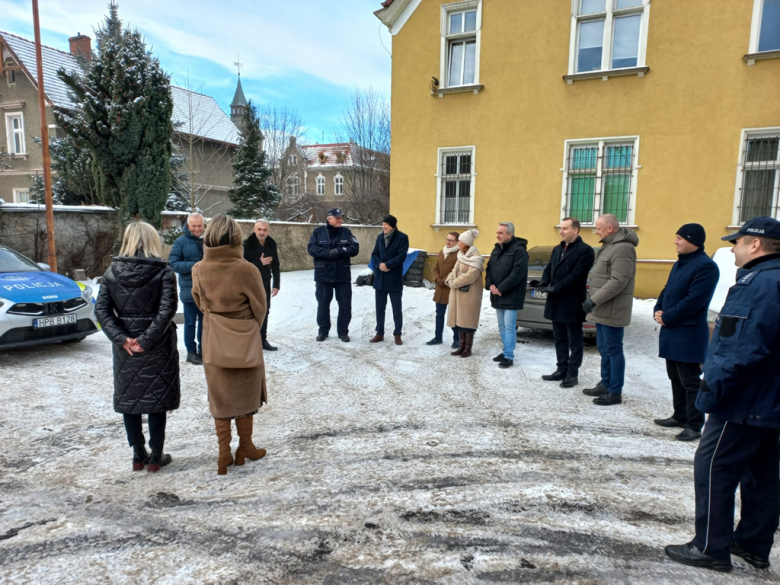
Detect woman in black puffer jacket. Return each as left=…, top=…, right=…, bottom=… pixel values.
left=96, top=221, right=180, bottom=472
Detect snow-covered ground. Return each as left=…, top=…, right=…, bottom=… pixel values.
left=0, top=266, right=776, bottom=584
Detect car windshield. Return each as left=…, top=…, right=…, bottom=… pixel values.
left=527, top=247, right=553, bottom=268
left=0, top=247, right=43, bottom=273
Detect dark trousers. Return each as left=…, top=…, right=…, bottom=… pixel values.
left=596, top=323, right=625, bottom=394
left=692, top=415, right=780, bottom=562
left=376, top=289, right=403, bottom=335
left=435, top=302, right=458, bottom=343
left=315, top=281, right=352, bottom=336
left=123, top=412, right=167, bottom=451
left=182, top=301, right=203, bottom=355
left=261, top=282, right=272, bottom=340
left=552, top=321, right=584, bottom=377
left=666, top=360, right=704, bottom=431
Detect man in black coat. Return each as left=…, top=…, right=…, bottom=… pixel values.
left=652, top=223, right=718, bottom=441
left=244, top=219, right=281, bottom=351
left=370, top=215, right=410, bottom=345
left=485, top=222, right=529, bottom=369
left=307, top=208, right=360, bottom=342
left=536, top=217, right=595, bottom=387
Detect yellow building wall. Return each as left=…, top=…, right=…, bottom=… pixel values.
left=388, top=0, right=779, bottom=297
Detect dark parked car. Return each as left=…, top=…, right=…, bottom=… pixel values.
left=515, top=245, right=596, bottom=336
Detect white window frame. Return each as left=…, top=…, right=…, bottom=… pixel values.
left=12, top=188, right=30, bottom=203
left=567, top=0, right=651, bottom=75
left=435, top=146, right=476, bottom=225
left=5, top=112, right=26, bottom=155
left=5, top=59, right=15, bottom=85
left=289, top=154, right=297, bottom=166
left=732, top=127, right=780, bottom=225
left=559, top=135, right=640, bottom=226
left=748, top=0, right=780, bottom=54
left=440, top=0, right=482, bottom=89
left=334, top=173, right=344, bottom=196
left=316, top=174, right=325, bottom=196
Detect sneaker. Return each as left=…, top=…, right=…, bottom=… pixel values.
left=492, top=353, right=506, bottom=362
left=316, top=334, right=328, bottom=342
left=498, top=359, right=514, bottom=369
left=560, top=376, right=578, bottom=388
left=582, top=383, right=608, bottom=397
left=425, top=338, right=443, bottom=345
left=593, top=392, right=622, bottom=406
left=186, top=352, right=203, bottom=365
left=664, top=542, right=732, bottom=572
left=339, top=334, right=350, bottom=343
left=542, top=370, right=566, bottom=381
left=730, top=541, right=770, bottom=569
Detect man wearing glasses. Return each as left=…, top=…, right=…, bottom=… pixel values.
left=427, top=231, right=460, bottom=347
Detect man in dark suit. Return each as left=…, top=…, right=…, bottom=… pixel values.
left=244, top=219, right=281, bottom=351
left=370, top=215, right=409, bottom=345
left=653, top=223, right=719, bottom=441
left=536, top=217, right=595, bottom=388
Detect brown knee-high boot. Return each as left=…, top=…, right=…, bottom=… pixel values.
left=451, top=336, right=467, bottom=356
left=215, top=419, right=234, bottom=475
left=234, top=416, right=266, bottom=466
left=460, top=332, right=474, bottom=358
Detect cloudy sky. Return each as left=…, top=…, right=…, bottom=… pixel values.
left=1, top=0, right=392, bottom=143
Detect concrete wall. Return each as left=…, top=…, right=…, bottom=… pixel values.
left=162, top=212, right=382, bottom=271
left=0, top=204, right=119, bottom=278
left=386, top=0, right=779, bottom=297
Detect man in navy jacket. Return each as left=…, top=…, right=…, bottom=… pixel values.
left=370, top=215, right=409, bottom=345
left=307, top=208, right=360, bottom=342
left=666, top=216, right=780, bottom=573
left=653, top=224, right=718, bottom=441
left=169, top=213, right=205, bottom=365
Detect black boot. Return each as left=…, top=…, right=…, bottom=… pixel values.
left=583, top=383, right=608, bottom=397
left=542, top=370, right=565, bottom=381
left=186, top=352, right=203, bottom=365
left=560, top=376, right=578, bottom=388
left=262, top=339, right=278, bottom=351
left=147, top=449, right=172, bottom=472
left=132, top=445, right=149, bottom=471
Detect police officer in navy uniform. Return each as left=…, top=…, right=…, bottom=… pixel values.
left=665, top=216, right=780, bottom=573
left=307, top=208, right=359, bottom=342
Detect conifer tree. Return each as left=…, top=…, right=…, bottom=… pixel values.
left=55, top=2, right=174, bottom=226
left=228, top=101, right=280, bottom=219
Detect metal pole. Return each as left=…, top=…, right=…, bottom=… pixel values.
left=32, top=0, right=57, bottom=273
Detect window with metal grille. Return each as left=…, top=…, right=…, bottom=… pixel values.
left=564, top=140, right=636, bottom=225
left=439, top=151, right=473, bottom=224
left=316, top=176, right=325, bottom=196
left=738, top=134, right=780, bottom=223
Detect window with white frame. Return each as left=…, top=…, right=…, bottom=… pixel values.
left=13, top=188, right=30, bottom=203
left=734, top=130, right=780, bottom=223
left=5, top=59, right=15, bottom=85
left=287, top=175, right=300, bottom=197
left=561, top=137, right=639, bottom=225
left=289, top=154, right=297, bottom=166
left=749, top=0, right=780, bottom=53
left=569, top=0, right=650, bottom=74
left=436, top=147, right=475, bottom=224
left=316, top=175, right=325, bottom=196
left=334, top=174, right=344, bottom=196
left=441, top=1, right=481, bottom=88
left=5, top=112, right=26, bottom=155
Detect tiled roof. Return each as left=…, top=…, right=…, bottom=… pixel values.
left=301, top=143, right=353, bottom=166
left=171, top=86, right=239, bottom=145
left=0, top=30, right=238, bottom=145
left=0, top=30, right=80, bottom=109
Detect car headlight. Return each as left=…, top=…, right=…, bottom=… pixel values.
left=81, top=285, right=93, bottom=303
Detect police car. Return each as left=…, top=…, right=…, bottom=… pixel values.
left=0, top=245, right=99, bottom=350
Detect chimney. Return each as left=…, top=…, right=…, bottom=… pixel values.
left=289, top=136, right=297, bottom=147
left=68, top=33, right=92, bottom=65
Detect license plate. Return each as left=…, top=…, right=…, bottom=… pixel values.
left=531, top=290, right=548, bottom=300
left=33, top=315, right=77, bottom=328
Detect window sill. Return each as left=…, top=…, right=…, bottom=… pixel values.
left=744, top=50, right=780, bottom=65
left=432, top=84, right=483, bottom=97
left=555, top=224, right=639, bottom=230
left=431, top=223, right=477, bottom=230
left=563, top=67, right=649, bottom=84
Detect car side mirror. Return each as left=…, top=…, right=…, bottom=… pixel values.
left=37, top=262, right=51, bottom=271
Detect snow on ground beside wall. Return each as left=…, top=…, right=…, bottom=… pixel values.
left=0, top=266, right=777, bottom=584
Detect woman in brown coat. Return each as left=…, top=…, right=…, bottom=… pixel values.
left=446, top=229, right=485, bottom=358
left=191, top=215, right=268, bottom=475
left=426, top=231, right=460, bottom=347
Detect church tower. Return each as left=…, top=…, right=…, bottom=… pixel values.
left=230, top=75, right=248, bottom=131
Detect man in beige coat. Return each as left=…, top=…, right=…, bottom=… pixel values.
left=581, top=214, right=639, bottom=406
